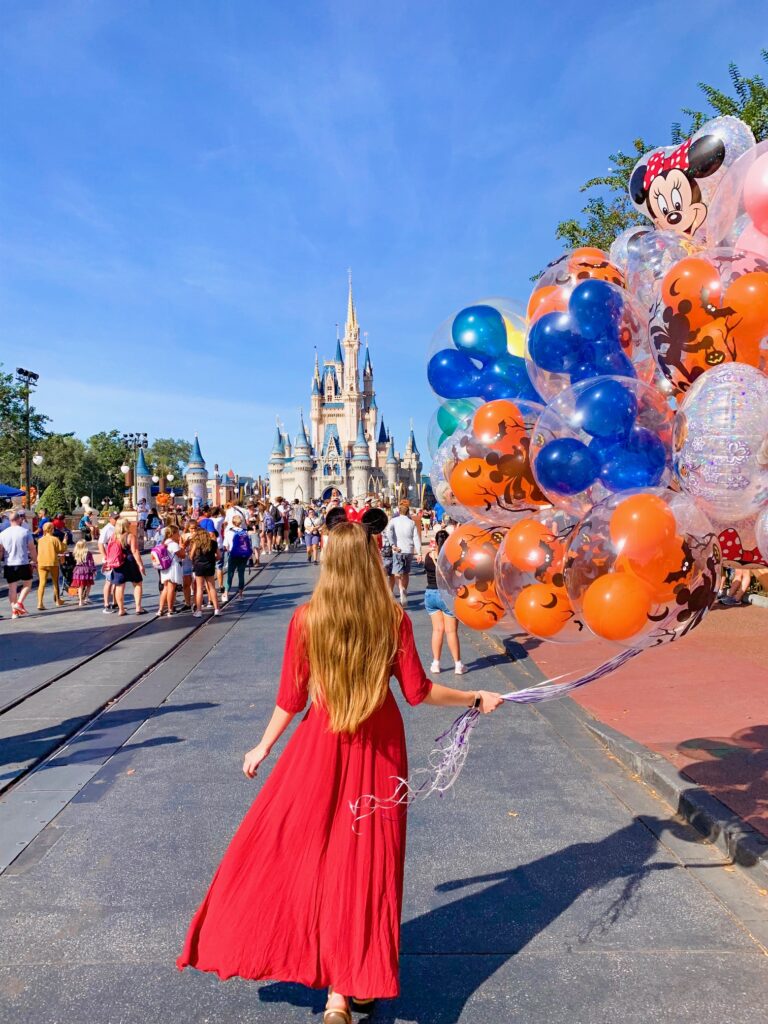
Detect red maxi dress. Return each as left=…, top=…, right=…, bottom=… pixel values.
left=177, top=608, right=432, bottom=997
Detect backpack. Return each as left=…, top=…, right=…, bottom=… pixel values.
left=105, top=537, right=126, bottom=569
left=230, top=529, right=252, bottom=559
left=151, top=542, right=173, bottom=571
left=264, top=513, right=275, bottom=531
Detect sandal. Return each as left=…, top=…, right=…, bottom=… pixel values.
left=325, top=988, right=351, bottom=1024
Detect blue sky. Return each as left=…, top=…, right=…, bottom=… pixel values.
left=1, top=1, right=765, bottom=477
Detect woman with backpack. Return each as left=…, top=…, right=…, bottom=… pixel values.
left=106, top=519, right=146, bottom=616
left=223, top=513, right=251, bottom=603
left=177, top=519, right=503, bottom=1017
left=153, top=525, right=185, bottom=617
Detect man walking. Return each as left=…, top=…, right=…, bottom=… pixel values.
left=98, top=511, right=118, bottom=614
left=0, top=510, right=37, bottom=618
left=385, top=500, right=421, bottom=607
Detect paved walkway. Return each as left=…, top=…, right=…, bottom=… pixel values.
left=1, top=554, right=767, bottom=1023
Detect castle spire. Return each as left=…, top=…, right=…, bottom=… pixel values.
left=345, top=267, right=357, bottom=333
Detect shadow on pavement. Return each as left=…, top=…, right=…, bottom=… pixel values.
left=0, top=701, right=217, bottom=777
left=259, top=815, right=690, bottom=1023
left=677, top=724, right=768, bottom=839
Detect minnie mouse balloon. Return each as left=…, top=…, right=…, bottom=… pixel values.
left=628, top=116, right=755, bottom=241
left=673, top=362, right=768, bottom=523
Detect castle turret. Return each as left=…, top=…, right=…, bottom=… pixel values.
left=185, top=434, right=208, bottom=510
left=386, top=435, right=397, bottom=499
left=352, top=417, right=372, bottom=499
left=135, top=446, right=152, bottom=508
left=268, top=425, right=285, bottom=500
left=291, top=413, right=313, bottom=503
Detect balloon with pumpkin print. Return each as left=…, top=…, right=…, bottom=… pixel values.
left=447, top=398, right=550, bottom=527
left=527, top=246, right=626, bottom=327
left=564, top=489, right=721, bottom=650
left=436, top=523, right=512, bottom=632
left=495, top=508, right=590, bottom=643
left=649, top=249, right=768, bottom=394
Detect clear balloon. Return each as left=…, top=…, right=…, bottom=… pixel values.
left=530, top=376, right=674, bottom=517
left=609, top=226, right=653, bottom=276
left=628, top=116, right=755, bottom=240
left=426, top=399, right=480, bottom=458
left=624, top=229, right=696, bottom=312
left=708, top=138, right=768, bottom=260
left=564, top=489, right=721, bottom=649
left=436, top=523, right=512, bottom=631
left=427, top=299, right=539, bottom=404
left=673, top=362, right=768, bottom=522
left=524, top=279, right=653, bottom=402
left=649, top=247, right=768, bottom=394
left=446, top=399, right=550, bottom=526
left=495, top=508, right=590, bottom=643
left=429, top=435, right=477, bottom=525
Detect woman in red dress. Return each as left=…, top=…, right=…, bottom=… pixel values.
left=177, top=519, right=502, bottom=1022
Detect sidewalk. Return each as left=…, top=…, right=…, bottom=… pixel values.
left=492, top=601, right=768, bottom=874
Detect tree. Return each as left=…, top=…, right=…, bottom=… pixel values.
left=0, top=364, right=49, bottom=489
left=36, top=482, right=71, bottom=516
left=35, top=434, right=87, bottom=509
left=555, top=52, right=768, bottom=250
left=83, top=430, right=129, bottom=506
left=147, top=437, right=192, bottom=480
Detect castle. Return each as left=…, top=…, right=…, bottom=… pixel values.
left=268, top=276, right=422, bottom=504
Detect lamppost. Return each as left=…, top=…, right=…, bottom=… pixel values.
left=15, top=367, right=39, bottom=505
left=31, top=452, right=43, bottom=505
left=120, top=432, right=148, bottom=510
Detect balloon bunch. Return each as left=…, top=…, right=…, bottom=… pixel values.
left=355, top=114, right=768, bottom=820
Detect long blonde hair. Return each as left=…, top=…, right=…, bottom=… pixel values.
left=73, top=539, right=89, bottom=564
left=303, top=521, right=403, bottom=733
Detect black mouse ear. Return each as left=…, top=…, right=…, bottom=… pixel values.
left=361, top=507, right=388, bottom=536
left=629, top=163, right=649, bottom=205
left=324, top=507, right=348, bottom=531
left=687, top=135, right=725, bottom=179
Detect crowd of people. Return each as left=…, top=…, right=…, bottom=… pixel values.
left=1, top=497, right=470, bottom=673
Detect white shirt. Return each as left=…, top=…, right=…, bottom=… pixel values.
left=385, top=514, right=421, bottom=556
left=160, top=539, right=184, bottom=585
left=224, top=506, right=248, bottom=526
left=100, top=523, right=116, bottom=549
left=0, top=524, right=33, bottom=566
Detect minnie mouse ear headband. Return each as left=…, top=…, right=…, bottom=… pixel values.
left=325, top=505, right=388, bottom=537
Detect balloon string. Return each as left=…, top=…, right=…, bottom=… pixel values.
left=349, top=648, right=641, bottom=827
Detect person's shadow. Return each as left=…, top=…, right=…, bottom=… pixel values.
left=259, top=814, right=690, bottom=1023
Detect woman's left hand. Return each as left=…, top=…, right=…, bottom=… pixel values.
left=242, top=744, right=270, bottom=778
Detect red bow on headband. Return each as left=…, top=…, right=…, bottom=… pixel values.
left=718, top=528, right=767, bottom=567
left=643, top=139, right=692, bottom=191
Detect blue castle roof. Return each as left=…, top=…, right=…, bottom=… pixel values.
left=136, top=447, right=151, bottom=477
left=386, top=436, right=396, bottom=465
left=377, top=418, right=388, bottom=444
left=270, top=425, right=285, bottom=457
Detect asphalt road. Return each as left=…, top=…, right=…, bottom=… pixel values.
left=1, top=552, right=766, bottom=1023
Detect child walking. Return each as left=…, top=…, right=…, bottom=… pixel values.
left=71, top=539, right=96, bottom=606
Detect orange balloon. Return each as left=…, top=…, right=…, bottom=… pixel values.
left=616, top=534, right=694, bottom=604
left=661, top=257, right=722, bottom=332
left=472, top=400, right=525, bottom=453
left=454, top=583, right=506, bottom=631
left=582, top=572, right=652, bottom=642
left=503, top=518, right=553, bottom=573
left=721, top=271, right=768, bottom=367
left=609, top=494, right=676, bottom=564
left=449, top=457, right=502, bottom=508
left=527, top=285, right=567, bottom=323
left=514, top=584, right=571, bottom=638
left=567, top=248, right=625, bottom=287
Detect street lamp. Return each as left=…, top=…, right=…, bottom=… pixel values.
left=15, top=367, right=39, bottom=505
left=120, top=431, right=148, bottom=510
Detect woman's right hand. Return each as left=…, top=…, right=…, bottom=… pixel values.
left=475, top=690, right=504, bottom=714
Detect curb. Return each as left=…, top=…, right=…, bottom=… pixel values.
left=484, top=633, right=768, bottom=887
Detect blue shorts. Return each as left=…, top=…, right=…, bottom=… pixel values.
left=424, top=587, right=454, bottom=616
left=305, top=533, right=320, bottom=547
left=392, top=551, right=413, bottom=577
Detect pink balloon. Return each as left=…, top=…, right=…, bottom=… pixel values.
left=743, top=152, right=768, bottom=234
left=735, top=221, right=768, bottom=261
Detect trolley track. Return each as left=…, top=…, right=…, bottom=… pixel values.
left=0, top=554, right=279, bottom=796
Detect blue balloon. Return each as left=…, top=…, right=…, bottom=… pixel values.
left=569, top=359, right=599, bottom=384
left=594, top=348, right=636, bottom=377
left=452, top=305, right=508, bottom=360
left=527, top=312, right=584, bottom=373
left=575, top=378, right=638, bottom=440
left=598, top=426, right=667, bottom=491
left=569, top=280, right=624, bottom=342
left=480, top=354, right=541, bottom=402
left=534, top=437, right=600, bottom=496
left=427, top=349, right=481, bottom=399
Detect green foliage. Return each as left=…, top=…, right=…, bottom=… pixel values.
left=36, top=434, right=87, bottom=509
left=147, top=437, right=192, bottom=479
left=0, top=364, right=50, bottom=489
left=555, top=52, right=768, bottom=250
left=83, top=431, right=129, bottom=505
left=36, top=482, right=71, bottom=516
